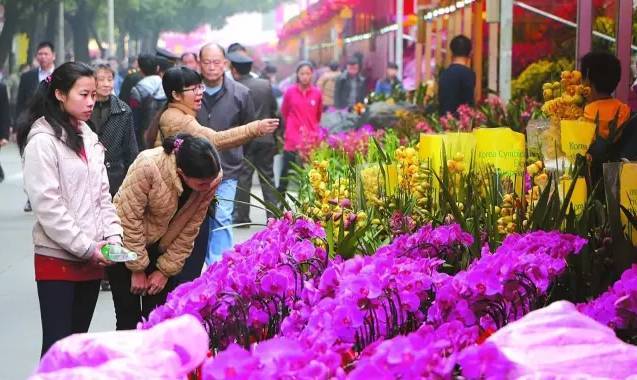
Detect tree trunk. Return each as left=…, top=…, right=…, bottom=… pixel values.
left=140, top=34, right=152, bottom=53
left=139, top=29, right=159, bottom=54
left=150, top=32, right=159, bottom=54
left=0, top=0, right=19, bottom=70
left=44, top=1, right=58, bottom=45
left=26, top=11, right=47, bottom=64
left=71, top=17, right=90, bottom=62
left=117, top=32, right=126, bottom=60
left=90, top=24, right=106, bottom=58
left=67, top=2, right=97, bottom=63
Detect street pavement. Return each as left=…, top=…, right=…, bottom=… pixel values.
left=0, top=142, right=267, bottom=379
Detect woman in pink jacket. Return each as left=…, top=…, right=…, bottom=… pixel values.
left=17, top=62, right=122, bottom=356
left=278, top=61, right=322, bottom=193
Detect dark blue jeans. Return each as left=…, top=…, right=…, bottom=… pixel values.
left=37, top=279, right=101, bottom=357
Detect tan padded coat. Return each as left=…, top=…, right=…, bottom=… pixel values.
left=113, top=148, right=216, bottom=277
left=154, top=102, right=263, bottom=149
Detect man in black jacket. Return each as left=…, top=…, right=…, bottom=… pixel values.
left=16, top=41, right=56, bottom=211
left=438, top=35, right=476, bottom=116
left=16, top=41, right=56, bottom=119
left=197, top=43, right=257, bottom=264
left=334, top=57, right=367, bottom=109
left=227, top=51, right=279, bottom=225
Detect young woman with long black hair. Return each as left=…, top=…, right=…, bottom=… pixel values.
left=17, top=62, right=123, bottom=356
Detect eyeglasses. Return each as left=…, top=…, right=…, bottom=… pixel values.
left=181, top=84, right=205, bottom=94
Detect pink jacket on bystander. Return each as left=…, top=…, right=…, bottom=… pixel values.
left=22, top=117, right=122, bottom=262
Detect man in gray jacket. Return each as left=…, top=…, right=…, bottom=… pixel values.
left=197, top=43, right=256, bottom=263
left=227, top=51, right=279, bottom=225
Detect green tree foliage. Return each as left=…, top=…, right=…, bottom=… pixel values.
left=115, top=0, right=283, bottom=54
left=0, top=0, right=283, bottom=69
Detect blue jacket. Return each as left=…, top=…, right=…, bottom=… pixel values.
left=375, top=78, right=403, bottom=96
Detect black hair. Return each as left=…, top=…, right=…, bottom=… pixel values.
left=227, top=43, right=246, bottom=54
left=329, top=61, right=340, bottom=71
left=17, top=62, right=94, bottom=155
left=296, top=61, right=314, bottom=83
left=232, top=62, right=252, bottom=76
left=162, top=66, right=203, bottom=103
left=94, top=63, right=115, bottom=77
left=387, top=62, right=399, bottom=70
left=581, top=51, right=622, bottom=95
left=297, top=61, right=314, bottom=73
left=138, top=54, right=157, bottom=76
left=37, top=41, right=55, bottom=52
left=145, top=67, right=202, bottom=147
left=263, top=64, right=277, bottom=75
left=346, top=56, right=359, bottom=66
left=450, top=35, right=472, bottom=57
left=162, top=133, right=221, bottom=179
left=156, top=56, right=174, bottom=73
left=181, top=52, right=197, bottom=62
left=199, top=43, right=226, bottom=59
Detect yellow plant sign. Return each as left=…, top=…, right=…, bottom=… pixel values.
left=619, top=163, right=637, bottom=245
left=384, top=163, right=399, bottom=196
left=559, top=177, right=588, bottom=216
left=443, top=132, right=476, bottom=173
left=560, top=120, right=596, bottom=161
left=15, top=33, right=29, bottom=66
left=419, top=134, right=444, bottom=173
left=473, top=128, right=526, bottom=177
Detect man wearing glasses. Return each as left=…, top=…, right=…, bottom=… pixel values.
left=197, top=43, right=257, bottom=264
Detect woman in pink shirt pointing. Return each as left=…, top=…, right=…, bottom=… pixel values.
left=278, top=61, right=322, bottom=193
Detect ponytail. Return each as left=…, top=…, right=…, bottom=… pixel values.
left=163, top=133, right=221, bottom=179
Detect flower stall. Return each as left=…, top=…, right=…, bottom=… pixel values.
left=29, top=61, right=637, bottom=378
left=276, top=0, right=417, bottom=86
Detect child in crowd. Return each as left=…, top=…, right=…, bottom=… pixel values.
left=582, top=52, right=637, bottom=183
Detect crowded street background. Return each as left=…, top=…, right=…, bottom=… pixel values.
left=1, top=1, right=637, bottom=379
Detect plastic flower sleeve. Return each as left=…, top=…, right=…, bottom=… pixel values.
left=459, top=301, right=637, bottom=379
left=31, top=315, right=208, bottom=379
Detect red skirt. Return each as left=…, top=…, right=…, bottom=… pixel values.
left=35, top=254, right=104, bottom=282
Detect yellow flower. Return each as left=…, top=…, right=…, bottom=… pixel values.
left=527, top=164, right=539, bottom=175
left=543, top=89, right=553, bottom=100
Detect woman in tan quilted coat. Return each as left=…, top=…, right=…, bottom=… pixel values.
left=108, top=133, right=222, bottom=330
left=144, top=66, right=279, bottom=150
left=143, top=66, right=279, bottom=285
